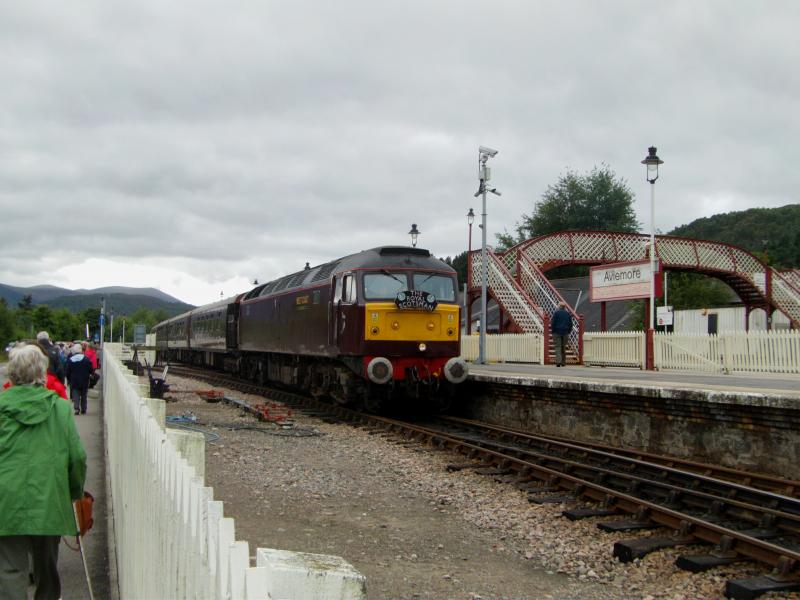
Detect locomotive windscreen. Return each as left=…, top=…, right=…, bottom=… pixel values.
left=413, top=273, right=456, bottom=302
left=364, top=272, right=407, bottom=299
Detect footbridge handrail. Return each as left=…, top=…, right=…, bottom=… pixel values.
left=497, top=230, right=799, bottom=328
left=469, top=248, right=544, bottom=333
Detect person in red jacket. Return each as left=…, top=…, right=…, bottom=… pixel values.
left=3, top=368, right=68, bottom=401
left=81, top=341, right=98, bottom=370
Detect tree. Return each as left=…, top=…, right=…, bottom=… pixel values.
left=441, top=252, right=468, bottom=288
left=665, top=272, right=733, bottom=311
left=16, top=295, right=33, bottom=337
left=629, top=272, right=733, bottom=330
left=669, top=205, right=800, bottom=269
left=0, top=299, right=15, bottom=349
left=497, top=165, right=640, bottom=250
left=51, top=308, right=81, bottom=341
left=73, top=307, right=101, bottom=342
left=31, top=305, right=56, bottom=336
left=129, top=308, right=170, bottom=333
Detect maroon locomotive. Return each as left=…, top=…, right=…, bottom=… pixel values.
left=154, top=246, right=468, bottom=410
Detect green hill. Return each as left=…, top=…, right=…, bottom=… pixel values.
left=669, top=204, right=800, bottom=269
left=0, top=283, right=193, bottom=317
left=45, top=293, right=193, bottom=317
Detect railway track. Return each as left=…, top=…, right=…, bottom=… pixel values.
left=162, top=364, right=800, bottom=598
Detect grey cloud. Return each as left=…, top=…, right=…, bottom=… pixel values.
left=1, top=1, right=798, bottom=303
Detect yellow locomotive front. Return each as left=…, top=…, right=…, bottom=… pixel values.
left=359, top=269, right=468, bottom=394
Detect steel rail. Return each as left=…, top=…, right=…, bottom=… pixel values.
left=432, top=417, right=800, bottom=518
left=378, top=417, right=800, bottom=535
left=442, top=416, right=800, bottom=498
left=367, top=416, right=800, bottom=573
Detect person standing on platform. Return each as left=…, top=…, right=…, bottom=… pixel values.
left=551, top=302, right=573, bottom=367
left=66, top=344, right=94, bottom=415
left=36, top=331, right=66, bottom=384
left=82, top=341, right=98, bottom=370
left=0, top=343, right=87, bottom=600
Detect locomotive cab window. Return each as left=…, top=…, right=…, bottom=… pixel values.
left=363, top=272, right=408, bottom=300
left=342, top=274, right=357, bottom=303
left=413, top=273, right=456, bottom=302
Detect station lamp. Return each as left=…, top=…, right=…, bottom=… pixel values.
left=408, top=223, right=420, bottom=247
left=641, top=146, right=664, bottom=335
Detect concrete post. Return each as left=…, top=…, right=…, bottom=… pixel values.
left=257, top=548, right=367, bottom=600
left=167, top=429, right=206, bottom=481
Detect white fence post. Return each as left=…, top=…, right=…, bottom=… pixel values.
left=461, top=334, right=544, bottom=364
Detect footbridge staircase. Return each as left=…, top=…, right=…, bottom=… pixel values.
left=468, top=231, right=800, bottom=364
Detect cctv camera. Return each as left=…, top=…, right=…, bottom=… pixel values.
left=479, top=146, right=498, bottom=158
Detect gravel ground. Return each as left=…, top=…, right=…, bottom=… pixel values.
left=162, top=374, right=800, bottom=600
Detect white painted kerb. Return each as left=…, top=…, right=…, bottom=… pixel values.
left=256, top=548, right=367, bottom=600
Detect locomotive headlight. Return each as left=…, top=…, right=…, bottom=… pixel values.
left=426, top=321, right=435, bottom=331
left=371, top=326, right=380, bottom=335
left=392, top=321, right=400, bottom=330
left=418, top=343, right=427, bottom=352
left=447, top=328, right=454, bottom=336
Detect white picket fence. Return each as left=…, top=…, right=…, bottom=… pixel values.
left=103, top=344, right=366, bottom=599
left=655, top=330, right=800, bottom=374
left=460, top=333, right=544, bottom=363
left=583, top=331, right=645, bottom=368
left=462, top=330, right=799, bottom=374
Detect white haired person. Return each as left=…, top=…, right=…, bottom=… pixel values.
left=66, top=344, right=94, bottom=416
left=0, top=343, right=87, bottom=599
left=35, top=331, right=66, bottom=384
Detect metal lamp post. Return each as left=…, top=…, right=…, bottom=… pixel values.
left=467, top=208, right=474, bottom=255
left=466, top=208, right=475, bottom=335
left=474, top=146, right=500, bottom=364
left=408, top=223, right=420, bottom=247
left=641, top=146, right=663, bottom=334
left=99, top=297, right=105, bottom=348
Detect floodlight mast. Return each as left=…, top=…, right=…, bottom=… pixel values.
left=476, top=146, right=500, bottom=365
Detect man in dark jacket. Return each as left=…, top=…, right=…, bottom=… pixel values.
left=550, top=302, right=573, bottom=367
left=36, top=331, right=66, bottom=384
left=0, top=343, right=87, bottom=600
left=66, top=343, right=94, bottom=415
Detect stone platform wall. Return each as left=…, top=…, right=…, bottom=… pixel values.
left=460, top=376, right=800, bottom=480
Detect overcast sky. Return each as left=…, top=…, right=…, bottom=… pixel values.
left=1, top=1, right=798, bottom=306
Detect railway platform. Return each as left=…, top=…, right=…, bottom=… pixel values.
left=461, top=362, right=800, bottom=480
left=468, top=362, right=800, bottom=401
left=0, top=362, right=114, bottom=599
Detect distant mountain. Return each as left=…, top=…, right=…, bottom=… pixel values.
left=72, top=286, right=180, bottom=304
left=0, top=283, right=193, bottom=316
left=45, top=293, right=194, bottom=316
left=669, top=204, right=800, bottom=269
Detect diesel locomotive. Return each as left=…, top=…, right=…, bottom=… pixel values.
left=153, top=246, right=468, bottom=410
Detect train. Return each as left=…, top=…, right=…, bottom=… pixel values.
left=153, top=246, right=468, bottom=411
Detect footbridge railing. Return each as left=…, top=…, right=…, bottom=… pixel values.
left=505, top=231, right=800, bottom=328
left=468, top=248, right=544, bottom=333
left=468, top=231, right=797, bottom=368
left=103, top=343, right=366, bottom=599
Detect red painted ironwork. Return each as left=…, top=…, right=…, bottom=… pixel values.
left=467, top=231, right=800, bottom=365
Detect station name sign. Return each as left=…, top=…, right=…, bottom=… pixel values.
left=395, top=290, right=437, bottom=311
left=589, top=259, right=662, bottom=302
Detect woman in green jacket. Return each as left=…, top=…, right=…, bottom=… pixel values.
left=0, top=343, right=87, bottom=600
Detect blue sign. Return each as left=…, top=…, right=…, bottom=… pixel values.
left=99, top=314, right=105, bottom=326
